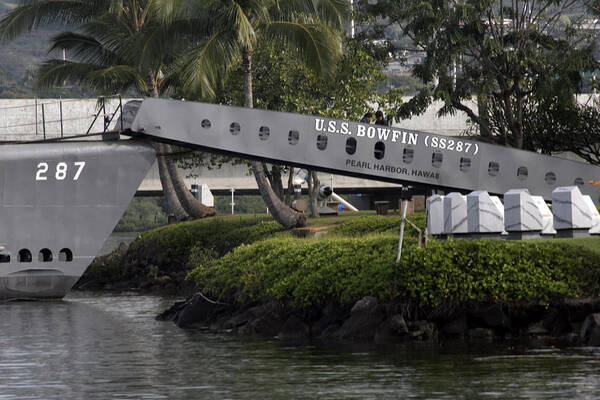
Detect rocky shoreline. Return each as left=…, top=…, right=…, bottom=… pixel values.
left=156, top=293, right=600, bottom=346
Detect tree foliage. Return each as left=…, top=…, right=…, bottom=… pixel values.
left=361, top=0, right=599, bottom=149
left=522, top=96, right=600, bottom=164
left=215, top=38, right=402, bottom=215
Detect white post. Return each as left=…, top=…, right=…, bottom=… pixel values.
left=396, top=199, right=408, bottom=263
left=350, top=0, right=355, bottom=38
left=230, top=188, right=235, bottom=215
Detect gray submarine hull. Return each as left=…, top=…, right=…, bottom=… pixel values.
left=0, top=139, right=155, bottom=299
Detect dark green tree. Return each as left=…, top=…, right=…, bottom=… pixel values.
left=361, top=0, right=598, bottom=149
left=523, top=97, right=600, bottom=164
left=219, top=39, right=400, bottom=216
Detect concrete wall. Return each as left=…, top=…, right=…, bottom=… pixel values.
left=0, top=98, right=128, bottom=140
left=391, top=99, right=476, bottom=136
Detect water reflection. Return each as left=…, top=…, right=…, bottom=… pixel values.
left=0, top=292, right=598, bottom=399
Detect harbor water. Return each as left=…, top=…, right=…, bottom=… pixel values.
left=0, top=292, right=599, bottom=399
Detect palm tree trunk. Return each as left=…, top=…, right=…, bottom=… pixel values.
left=251, top=162, right=307, bottom=228
left=155, top=143, right=188, bottom=221
left=164, top=144, right=216, bottom=218
left=147, top=71, right=215, bottom=219
left=284, top=167, right=294, bottom=205
left=146, top=72, right=188, bottom=220
left=243, top=47, right=307, bottom=228
left=266, top=164, right=284, bottom=200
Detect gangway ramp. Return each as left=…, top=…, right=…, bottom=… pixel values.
left=124, top=98, right=600, bottom=204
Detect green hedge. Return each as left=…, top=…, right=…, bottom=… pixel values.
left=124, top=215, right=285, bottom=272
left=188, top=237, right=600, bottom=308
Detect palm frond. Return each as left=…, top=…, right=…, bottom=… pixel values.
left=227, top=1, right=257, bottom=49
left=177, top=30, right=239, bottom=99
left=265, top=20, right=341, bottom=77
left=311, top=0, right=349, bottom=31
left=49, top=31, right=128, bottom=66
left=78, top=17, right=138, bottom=61
left=0, top=0, right=112, bottom=42
left=36, top=59, right=145, bottom=94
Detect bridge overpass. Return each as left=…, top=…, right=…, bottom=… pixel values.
left=137, top=159, right=405, bottom=197
left=0, top=97, right=470, bottom=198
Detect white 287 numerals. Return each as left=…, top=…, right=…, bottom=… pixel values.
left=35, top=161, right=86, bottom=181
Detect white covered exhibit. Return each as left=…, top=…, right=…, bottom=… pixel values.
left=426, top=186, right=599, bottom=239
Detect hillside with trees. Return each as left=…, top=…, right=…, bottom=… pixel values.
left=0, top=0, right=91, bottom=97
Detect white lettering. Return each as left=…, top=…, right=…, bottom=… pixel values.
left=35, top=161, right=87, bottom=181
left=377, top=128, right=391, bottom=141
left=55, top=162, right=67, bottom=180
left=439, top=138, right=447, bottom=149
left=357, top=125, right=366, bottom=137
left=35, top=162, right=48, bottom=181
left=328, top=120, right=337, bottom=133
left=367, top=127, right=376, bottom=139
left=431, top=136, right=438, bottom=147
left=73, top=161, right=86, bottom=180
left=407, top=132, right=418, bottom=146
left=315, top=119, right=325, bottom=132
left=391, top=130, right=400, bottom=142
left=340, top=122, right=350, bottom=135
left=401, top=131, right=408, bottom=144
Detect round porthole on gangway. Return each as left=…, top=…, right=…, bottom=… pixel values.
left=488, top=162, right=500, bottom=177
left=374, top=142, right=385, bottom=160
left=432, top=152, right=443, bottom=168
left=517, top=166, right=528, bottom=181
left=201, top=119, right=211, bottom=129
left=259, top=126, right=270, bottom=140
left=345, top=137, right=357, bottom=155
left=574, top=177, right=585, bottom=187
left=460, top=157, right=471, bottom=173
left=403, top=148, right=414, bottom=164
left=317, top=134, right=328, bottom=150
left=288, top=130, right=300, bottom=145
left=230, top=122, right=241, bottom=135
left=545, top=172, right=556, bottom=185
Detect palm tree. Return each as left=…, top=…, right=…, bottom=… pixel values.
left=162, top=0, right=349, bottom=228
left=0, top=0, right=215, bottom=220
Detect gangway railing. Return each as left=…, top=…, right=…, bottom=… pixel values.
left=0, top=96, right=125, bottom=139
left=85, top=96, right=123, bottom=135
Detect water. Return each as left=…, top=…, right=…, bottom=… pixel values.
left=0, top=292, right=599, bottom=400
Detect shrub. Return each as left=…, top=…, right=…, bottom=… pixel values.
left=188, top=237, right=600, bottom=308
left=124, top=215, right=284, bottom=274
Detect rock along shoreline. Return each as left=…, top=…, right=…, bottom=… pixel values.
left=156, top=293, right=600, bottom=346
